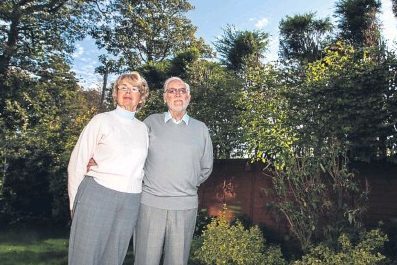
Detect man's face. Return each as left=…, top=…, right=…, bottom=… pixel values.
left=163, top=79, right=191, bottom=114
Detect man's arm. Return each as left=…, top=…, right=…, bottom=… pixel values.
left=197, top=125, right=213, bottom=186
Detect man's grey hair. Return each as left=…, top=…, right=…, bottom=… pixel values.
left=163, top=76, right=190, bottom=93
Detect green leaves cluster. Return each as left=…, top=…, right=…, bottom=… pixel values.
left=187, top=60, right=244, bottom=159
left=0, top=58, right=97, bottom=224
left=215, top=25, right=269, bottom=72
left=194, top=207, right=286, bottom=265
left=294, top=41, right=397, bottom=161
left=335, top=0, right=381, bottom=47
left=0, top=0, right=101, bottom=81
left=293, top=229, right=388, bottom=265
left=92, top=0, right=206, bottom=67
left=279, top=12, right=333, bottom=65
left=239, top=63, right=297, bottom=168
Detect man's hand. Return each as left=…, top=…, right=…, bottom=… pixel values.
left=87, top=158, right=97, bottom=172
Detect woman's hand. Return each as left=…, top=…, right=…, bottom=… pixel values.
left=86, top=158, right=97, bottom=172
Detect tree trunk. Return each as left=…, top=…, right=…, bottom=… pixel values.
left=0, top=15, right=20, bottom=87
left=99, top=70, right=109, bottom=110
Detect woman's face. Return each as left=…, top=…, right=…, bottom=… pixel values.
left=116, top=79, right=142, bottom=112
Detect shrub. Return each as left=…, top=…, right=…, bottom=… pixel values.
left=270, top=141, right=368, bottom=252
left=292, top=229, right=388, bottom=265
left=194, top=207, right=286, bottom=265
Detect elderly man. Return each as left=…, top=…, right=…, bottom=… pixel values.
left=134, top=76, right=213, bottom=265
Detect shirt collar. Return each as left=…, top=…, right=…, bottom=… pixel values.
left=115, top=105, right=136, bottom=120
left=164, top=111, right=189, bottom=125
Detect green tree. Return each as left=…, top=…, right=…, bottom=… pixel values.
left=239, top=63, right=296, bottom=167
left=335, top=0, right=382, bottom=48
left=138, top=61, right=172, bottom=92
left=169, top=47, right=201, bottom=78
left=92, top=0, right=208, bottom=68
left=291, top=42, right=397, bottom=161
left=0, top=0, right=101, bottom=93
left=0, top=57, right=97, bottom=224
left=187, top=60, right=244, bottom=159
left=137, top=45, right=207, bottom=92
left=215, top=25, right=269, bottom=72
left=393, top=0, right=397, bottom=16
left=136, top=48, right=210, bottom=121
left=279, top=12, right=333, bottom=65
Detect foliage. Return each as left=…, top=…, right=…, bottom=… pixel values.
left=291, top=41, right=397, bottom=161
left=270, top=141, right=368, bottom=252
left=292, top=229, right=388, bottom=265
left=279, top=12, right=333, bottom=65
left=138, top=60, right=172, bottom=91
left=169, top=47, right=202, bottom=78
left=138, top=53, right=246, bottom=159
left=187, top=60, right=245, bottom=158
left=215, top=25, right=269, bottom=71
left=393, top=0, right=397, bottom=17
left=0, top=0, right=102, bottom=89
left=92, top=0, right=208, bottom=67
left=137, top=47, right=206, bottom=90
left=136, top=88, right=166, bottom=121
left=335, top=0, right=381, bottom=47
left=239, top=63, right=297, bottom=168
left=194, top=206, right=286, bottom=265
left=0, top=57, right=97, bottom=224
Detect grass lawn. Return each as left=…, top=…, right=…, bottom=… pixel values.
left=0, top=226, right=69, bottom=265
left=0, top=227, right=136, bottom=265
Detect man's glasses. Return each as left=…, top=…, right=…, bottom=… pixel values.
left=166, top=88, right=188, bottom=95
left=119, top=86, right=140, bottom=93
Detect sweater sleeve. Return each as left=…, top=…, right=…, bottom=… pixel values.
left=198, top=125, right=213, bottom=186
left=67, top=114, right=104, bottom=210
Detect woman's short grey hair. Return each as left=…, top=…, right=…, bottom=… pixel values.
left=163, top=76, right=190, bottom=93
left=112, top=71, right=149, bottom=110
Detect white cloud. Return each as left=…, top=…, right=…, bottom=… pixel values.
left=380, top=0, right=397, bottom=46
left=255, top=17, right=269, bottom=29
left=71, top=62, right=102, bottom=90
left=72, top=45, right=84, bottom=59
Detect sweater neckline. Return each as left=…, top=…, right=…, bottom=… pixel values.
left=115, top=105, right=135, bottom=120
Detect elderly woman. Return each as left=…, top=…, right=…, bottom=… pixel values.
left=67, top=72, right=149, bottom=265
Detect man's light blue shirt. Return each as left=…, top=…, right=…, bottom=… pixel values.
left=164, top=111, right=190, bottom=125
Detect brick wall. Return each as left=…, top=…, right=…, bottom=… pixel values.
left=198, top=159, right=397, bottom=234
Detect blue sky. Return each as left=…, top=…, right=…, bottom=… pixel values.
left=71, top=0, right=397, bottom=89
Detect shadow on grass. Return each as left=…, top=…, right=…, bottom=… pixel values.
left=0, top=239, right=68, bottom=265
left=0, top=226, right=69, bottom=265
left=0, top=227, right=138, bottom=265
